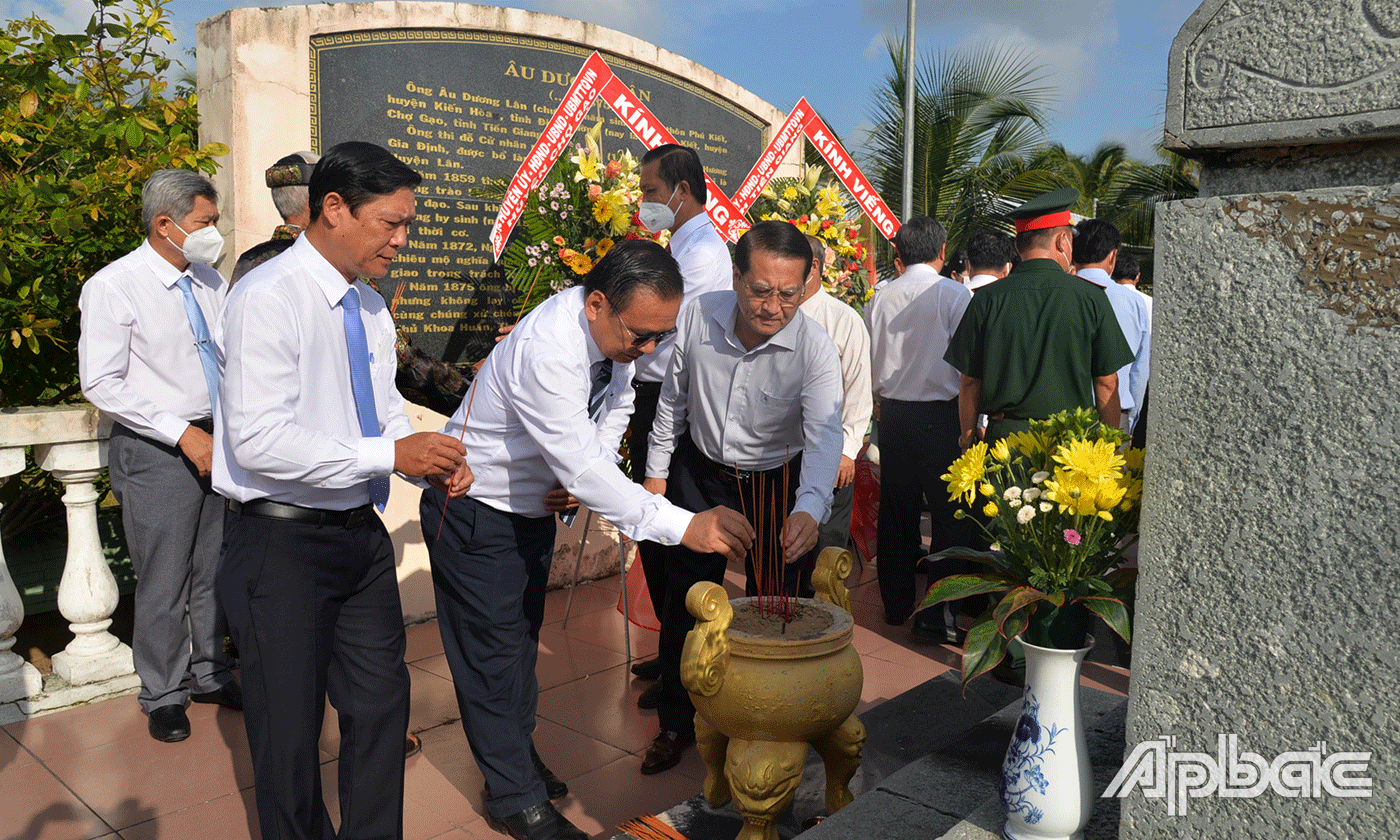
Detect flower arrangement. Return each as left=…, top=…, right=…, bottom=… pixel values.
left=489, top=120, right=662, bottom=311
left=923, top=407, right=1144, bottom=683
left=748, top=165, right=873, bottom=309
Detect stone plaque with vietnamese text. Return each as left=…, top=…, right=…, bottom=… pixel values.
left=311, top=28, right=767, bottom=364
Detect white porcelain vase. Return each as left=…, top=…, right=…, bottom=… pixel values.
left=999, top=636, right=1094, bottom=840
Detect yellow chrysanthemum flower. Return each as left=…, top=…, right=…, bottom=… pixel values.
left=942, top=442, right=987, bottom=505
left=979, top=482, right=995, bottom=498
left=983, top=501, right=999, bottom=518
left=783, top=186, right=799, bottom=200
left=596, top=238, right=615, bottom=257
left=1003, top=430, right=1047, bottom=458
left=991, top=438, right=1012, bottom=462
left=559, top=248, right=593, bottom=275
left=1122, top=447, right=1146, bottom=473
left=1053, top=438, right=1125, bottom=483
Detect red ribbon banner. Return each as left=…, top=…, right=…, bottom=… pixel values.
left=489, top=51, right=751, bottom=258
left=732, top=98, right=901, bottom=242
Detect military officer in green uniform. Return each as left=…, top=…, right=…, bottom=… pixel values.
left=944, top=188, right=1134, bottom=448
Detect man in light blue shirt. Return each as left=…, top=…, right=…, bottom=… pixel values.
left=1075, top=219, right=1150, bottom=432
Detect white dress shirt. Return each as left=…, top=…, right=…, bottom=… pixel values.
left=864, top=262, right=971, bottom=402
left=647, top=290, right=844, bottom=525
left=213, top=235, right=413, bottom=509
left=632, top=213, right=733, bottom=384
left=799, top=286, right=873, bottom=461
left=1080, top=267, right=1151, bottom=422
left=1127, top=284, right=1154, bottom=321
left=966, top=273, right=1000, bottom=293
left=440, top=286, right=693, bottom=544
left=79, top=240, right=225, bottom=446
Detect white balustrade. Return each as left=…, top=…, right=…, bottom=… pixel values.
left=0, top=405, right=136, bottom=720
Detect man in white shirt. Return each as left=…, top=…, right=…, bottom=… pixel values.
left=79, top=169, right=239, bottom=743
left=1074, top=219, right=1151, bottom=433
left=863, top=216, right=975, bottom=642
left=1113, top=251, right=1153, bottom=321
left=627, top=144, right=734, bottom=700
left=215, top=142, right=471, bottom=840
left=797, top=233, right=872, bottom=589
left=425, top=239, right=753, bottom=840
left=641, top=220, right=844, bottom=775
left=963, top=228, right=1016, bottom=293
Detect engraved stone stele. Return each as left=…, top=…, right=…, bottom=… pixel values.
left=1127, top=2, right=1400, bottom=838
left=1166, top=0, right=1400, bottom=150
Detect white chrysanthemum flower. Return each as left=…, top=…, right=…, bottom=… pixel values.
left=1003, top=486, right=1022, bottom=501
left=1031, top=471, right=1050, bottom=485
left=1016, top=506, right=1035, bottom=524
left=1039, top=501, right=1053, bottom=512
left=1024, top=488, right=1042, bottom=503
left=1008, top=499, right=1022, bottom=509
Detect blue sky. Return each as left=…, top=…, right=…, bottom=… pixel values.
left=6, top=0, right=1203, bottom=161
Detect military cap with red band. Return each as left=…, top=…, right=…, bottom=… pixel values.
left=1009, top=187, right=1080, bottom=233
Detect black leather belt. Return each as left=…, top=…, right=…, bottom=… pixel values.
left=227, top=498, right=375, bottom=528
left=189, top=417, right=214, bottom=433
left=632, top=380, right=662, bottom=396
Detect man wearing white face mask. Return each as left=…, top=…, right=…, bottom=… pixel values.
left=79, top=169, right=240, bottom=742
left=626, top=144, right=734, bottom=706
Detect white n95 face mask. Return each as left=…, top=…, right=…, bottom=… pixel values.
left=638, top=185, right=680, bottom=233
left=169, top=221, right=225, bottom=265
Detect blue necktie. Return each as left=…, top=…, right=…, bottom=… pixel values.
left=341, top=287, right=391, bottom=512
left=176, top=275, right=219, bottom=413
left=561, top=360, right=614, bottom=526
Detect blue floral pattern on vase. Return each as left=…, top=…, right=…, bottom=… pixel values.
left=999, top=689, right=1064, bottom=826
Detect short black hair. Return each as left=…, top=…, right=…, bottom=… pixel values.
left=804, top=233, right=826, bottom=274
left=966, top=228, right=1016, bottom=273
left=893, top=216, right=946, bottom=266
left=1015, top=226, right=1069, bottom=255
left=1112, top=251, right=1141, bottom=282
left=641, top=144, right=707, bottom=205
left=584, top=239, right=683, bottom=311
left=734, top=220, right=813, bottom=278
left=946, top=249, right=966, bottom=275
left=1072, top=218, right=1121, bottom=266
left=309, top=141, right=422, bottom=222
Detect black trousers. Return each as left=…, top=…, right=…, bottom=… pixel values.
left=218, top=507, right=410, bottom=840
left=875, top=398, right=974, bottom=622
left=421, top=490, right=555, bottom=819
left=627, top=380, right=669, bottom=620
left=656, top=436, right=802, bottom=734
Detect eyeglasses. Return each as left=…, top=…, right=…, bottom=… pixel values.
left=742, top=280, right=804, bottom=305
left=608, top=298, right=677, bottom=347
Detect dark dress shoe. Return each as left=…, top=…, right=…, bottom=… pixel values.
left=405, top=733, right=422, bottom=759
left=486, top=802, right=587, bottom=840
left=911, top=610, right=966, bottom=645
left=191, top=681, right=243, bottom=711
left=531, top=746, right=568, bottom=800
left=148, top=704, right=191, bottom=742
left=629, top=657, right=662, bottom=680
left=636, top=678, right=663, bottom=709
left=640, top=729, right=694, bottom=775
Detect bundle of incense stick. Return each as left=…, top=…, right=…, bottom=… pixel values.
left=616, top=814, right=689, bottom=840
left=736, top=446, right=795, bottom=622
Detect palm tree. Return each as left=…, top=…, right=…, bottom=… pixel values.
left=863, top=37, right=1058, bottom=253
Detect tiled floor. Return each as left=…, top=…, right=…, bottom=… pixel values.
left=0, top=560, right=1128, bottom=840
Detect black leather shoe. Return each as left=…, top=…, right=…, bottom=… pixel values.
left=531, top=746, right=568, bottom=800
left=636, top=678, right=663, bottom=710
left=884, top=611, right=908, bottom=627
left=911, top=610, right=966, bottom=645
left=191, top=681, right=243, bottom=711
left=640, top=729, right=694, bottom=775
left=148, top=704, right=191, bottom=742
left=629, top=657, right=661, bottom=680
left=486, top=802, right=587, bottom=840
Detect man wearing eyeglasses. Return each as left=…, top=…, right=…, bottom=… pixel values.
left=639, top=220, right=844, bottom=775
left=422, top=239, right=754, bottom=840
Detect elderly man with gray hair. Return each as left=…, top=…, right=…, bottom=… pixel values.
left=79, top=169, right=241, bottom=742
left=232, top=150, right=320, bottom=283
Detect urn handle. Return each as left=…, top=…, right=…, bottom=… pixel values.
left=681, top=581, right=731, bottom=698
left=813, top=546, right=854, bottom=615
